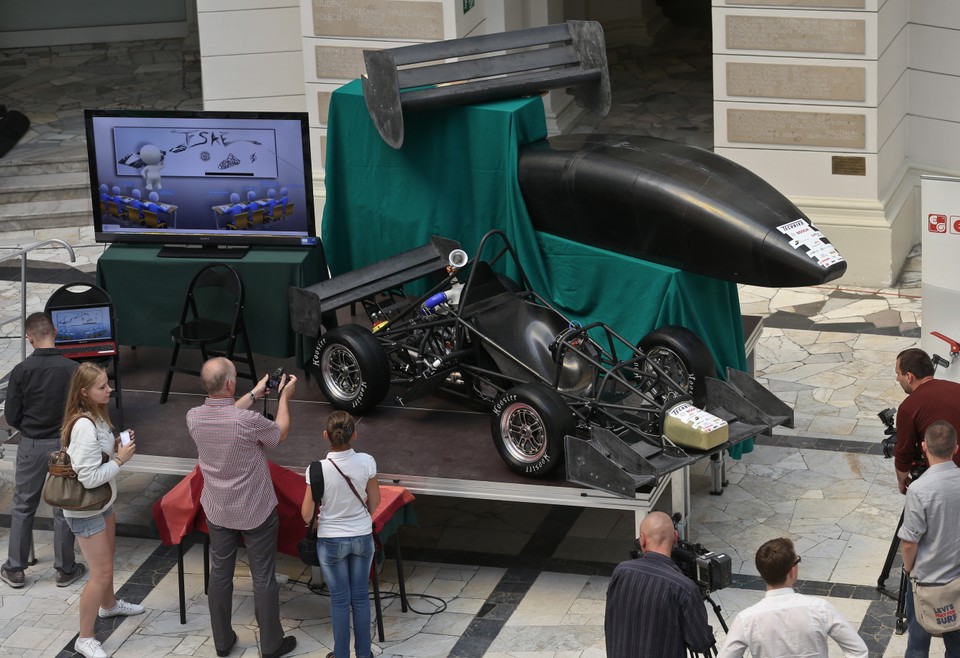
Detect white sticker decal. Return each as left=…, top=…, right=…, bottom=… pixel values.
left=777, top=218, right=846, bottom=269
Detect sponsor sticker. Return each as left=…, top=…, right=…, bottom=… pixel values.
left=777, top=218, right=846, bottom=269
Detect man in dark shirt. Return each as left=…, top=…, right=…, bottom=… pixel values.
left=893, top=348, right=960, bottom=494
left=2, top=312, right=83, bottom=588
left=605, top=511, right=714, bottom=658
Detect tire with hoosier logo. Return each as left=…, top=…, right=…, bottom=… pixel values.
left=637, top=325, right=716, bottom=409
left=310, top=325, right=390, bottom=413
left=490, top=383, right=576, bottom=477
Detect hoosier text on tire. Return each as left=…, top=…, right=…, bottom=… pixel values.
left=491, top=383, right=575, bottom=477
left=311, top=325, right=390, bottom=414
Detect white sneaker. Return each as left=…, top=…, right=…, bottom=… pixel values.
left=75, top=637, right=108, bottom=658
left=98, top=598, right=145, bottom=618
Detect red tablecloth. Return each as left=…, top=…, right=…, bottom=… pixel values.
left=152, top=462, right=415, bottom=557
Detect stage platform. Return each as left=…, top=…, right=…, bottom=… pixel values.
left=1, top=343, right=689, bottom=530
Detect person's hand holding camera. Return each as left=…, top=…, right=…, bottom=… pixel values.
left=279, top=373, right=297, bottom=401
left=249, top=373, right=270, bottom=402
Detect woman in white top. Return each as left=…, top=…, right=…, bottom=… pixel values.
left=61, top=363, right=143, bottom=658
left=300, top=411, right=381, bottom=658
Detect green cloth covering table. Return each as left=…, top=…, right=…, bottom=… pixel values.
left=96, top=244, right=327, bottom=362
left=322, top=79, right=753, bottom=458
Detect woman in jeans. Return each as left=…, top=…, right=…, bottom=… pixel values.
left=62, top=363, right=143, bottom=658
left=301, top=411, right=381, bottom=658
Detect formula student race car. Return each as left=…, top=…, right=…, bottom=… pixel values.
left=289, top=230, right=794, bottom=498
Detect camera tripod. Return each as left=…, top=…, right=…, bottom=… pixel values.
left=688, top=591, right=729, bottom=657
left=876, top=508, right=909, bottom=634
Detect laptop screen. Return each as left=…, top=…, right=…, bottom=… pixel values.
left=49, top=304, right=114, bottom=346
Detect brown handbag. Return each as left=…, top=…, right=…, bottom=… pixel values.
left=42, top=416, right=112, bottom=512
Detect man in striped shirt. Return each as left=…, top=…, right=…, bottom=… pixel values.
left=605, top=511, right=715, bottom=658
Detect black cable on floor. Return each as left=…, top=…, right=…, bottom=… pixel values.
left=286, top=576, right=449, bottom=615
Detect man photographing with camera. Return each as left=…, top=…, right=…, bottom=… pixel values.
left=605, top=511, right=715, bottom=658
left=186, top=357, right=298, bottom=658
left=893, top=348, right=960, bottom=494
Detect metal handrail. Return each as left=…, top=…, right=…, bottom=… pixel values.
left=0, top=239, right=77, bottom=362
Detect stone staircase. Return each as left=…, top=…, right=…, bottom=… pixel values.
left=0, top=145, right=93, bottom=242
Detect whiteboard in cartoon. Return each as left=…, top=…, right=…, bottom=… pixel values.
left=113, top=126, right=278, bottom=179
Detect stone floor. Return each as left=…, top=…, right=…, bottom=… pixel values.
left=0, top=21, right=943, bottom=658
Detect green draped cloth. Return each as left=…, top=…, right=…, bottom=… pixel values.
left=321, top=79, right=753, bottom=458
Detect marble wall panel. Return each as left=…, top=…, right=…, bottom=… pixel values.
left=726, top=62, right=866, bottom=101
left=726, top=15, right=866, bottom=54
left=311, top=0, right=443, bottom=40
left=726, top=108, right=866, bottom=148
left=316, top=90, right=332, bottom=125
left=724, top=0, right=865, bottom=7
left=314, top=44, right=366, bottom=79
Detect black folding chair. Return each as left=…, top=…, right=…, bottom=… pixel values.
left=160, top=264, right=257, bottom=403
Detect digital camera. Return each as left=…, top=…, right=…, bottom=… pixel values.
left=267, top=366, right=285, bottom=391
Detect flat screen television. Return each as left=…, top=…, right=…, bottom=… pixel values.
left=84, top=109, right=319, bottom=258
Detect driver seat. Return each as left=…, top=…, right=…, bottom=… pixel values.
left=463, top=262, right=596, bottom=396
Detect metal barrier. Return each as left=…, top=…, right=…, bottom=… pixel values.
left=0, top=239, right=77, bottom=362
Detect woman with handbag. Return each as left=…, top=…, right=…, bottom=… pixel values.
left=61, top=363, right=143, bottom=658
left=300, top=411, right=381, bottom=658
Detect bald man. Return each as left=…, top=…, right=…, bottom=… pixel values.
left=186, top=357, right=298, bottom=658
left=605, top=512, right=714, bottom=658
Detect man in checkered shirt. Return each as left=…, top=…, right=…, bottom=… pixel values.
left=186, top=357, right=298, bottom=658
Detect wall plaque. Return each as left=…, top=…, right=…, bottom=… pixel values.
left=314, top=45, right=366, bottom=80
left=726, top=15, right=866, bottom=54
left=832, top=155, right=867, bottom=176
left=727, top=109, right=866, bottom=148
left=313, top=0, right=443, bottom=40
left=726, top=62, right=866, bottom=101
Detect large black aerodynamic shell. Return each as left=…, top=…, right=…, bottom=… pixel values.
left=517, top=134, right=846, bottom=287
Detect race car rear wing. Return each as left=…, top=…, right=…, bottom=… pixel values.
left=289, top=235, right=461, bottom=337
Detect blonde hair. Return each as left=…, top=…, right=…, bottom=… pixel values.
left=326, top=411, right=355, bottom=447
left=60, top=362, right=113, bottom=445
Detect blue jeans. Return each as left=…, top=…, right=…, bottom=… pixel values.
left=318, top=534, right=375, bottom=658
left=906, top=585, right=960, bottom=657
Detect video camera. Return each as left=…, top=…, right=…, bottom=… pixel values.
left=878, top=407, right=927, bottom=480
left=630, top=538, right=732, bottom=594
left=672, top=540, right=733, bottom=594
left=879, top=407, right=897, bottom=459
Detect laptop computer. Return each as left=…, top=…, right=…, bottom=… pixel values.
left=49, top=303, right=118, bottom=359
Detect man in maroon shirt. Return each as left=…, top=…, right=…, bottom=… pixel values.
left=894, top=348, right=960, bottom=494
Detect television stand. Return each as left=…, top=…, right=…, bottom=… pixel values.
left=157, top=244, right=250, bottom=259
